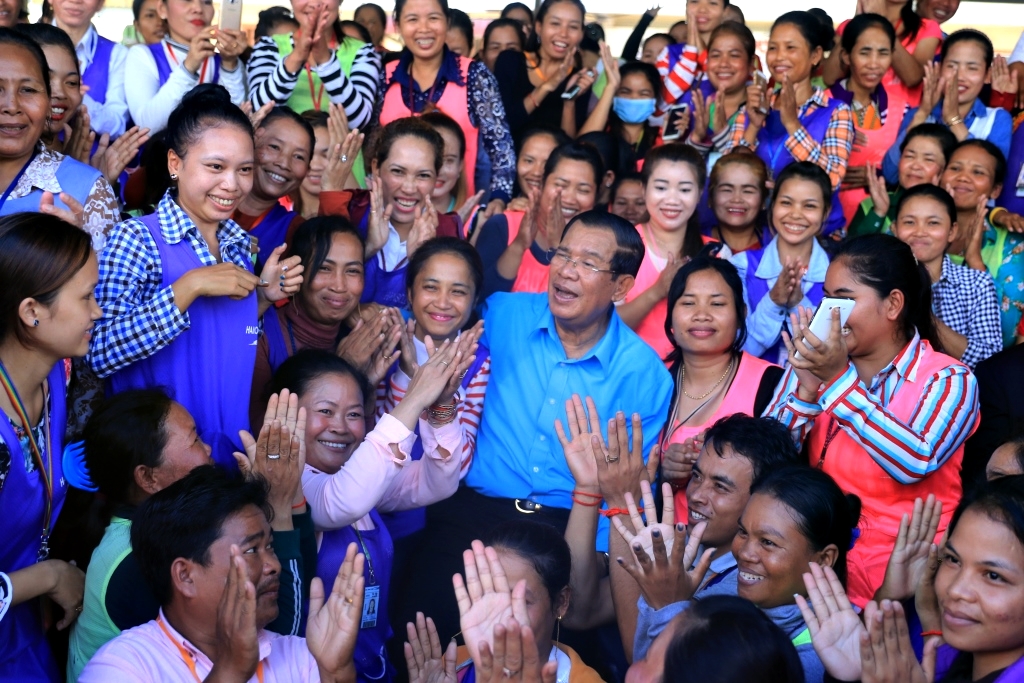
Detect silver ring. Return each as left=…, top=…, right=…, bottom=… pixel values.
left=441, top=361, right=450, bottom=367
left=341, top=154, right=348, bottom=162
left=267, top=453, right=281, bottom=460
left=503, top=668, right=518, bottom=678
left=259, top=279, right=269, bottom=286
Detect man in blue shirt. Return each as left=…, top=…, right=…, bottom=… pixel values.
left=393, top=210, right=673, bottom=643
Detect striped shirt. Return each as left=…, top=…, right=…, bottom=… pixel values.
left=656, top=43, right=702, bottom=108
left=247, top=36, right=381, bottom=130
left=764, top=333, right=979, bottom=484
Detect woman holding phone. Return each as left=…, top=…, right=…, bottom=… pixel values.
left=764, top=233, right=980, bottom=608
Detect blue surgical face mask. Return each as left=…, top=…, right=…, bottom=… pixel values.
left=613, top=97, right=657, bottom=124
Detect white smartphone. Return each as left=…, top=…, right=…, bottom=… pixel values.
left=220, top=0, right=242, bottom=31
left=793, top=297, right=855, bottom=360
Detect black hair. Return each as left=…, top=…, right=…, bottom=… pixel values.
left=543, top=140, right=604, bottom=189
left=950, top=475, right=1024, bottom=554
left=576, top=131, right=620, bottom=181
left=291, top=216, right=365, bottom=294
left=664, top=256, right=748, bottom=366
left=840, top=12, right=896, bottom=54
left=339, top=19, right=373, bottom=44
left=992, top=436, right=1024, bottom=478
left=393, top=0, right=449, bottom=26
left=254, top=6, right=298, bottom=38
left=752, top=466, right=861, bottom=584
left=15, top=23, right=78, bottom=73
left=517, top=125, right=571, bottom=157
left=483, top=520, right=571, bottom=608
left=421, top=111, right=467, bottom=160
left=131, top=465, right=272, bottom=606
left=525, top=0, right=586, bottom=54
left=562, top=210, right=645, bottom=278
left=895, top=183, right=957, bottom=227
left=953, top=138, right=1007, bottom=188
left=641, top=143, right=707, bottom=260
left=806, top=8, right=836, bottom=51
left=373, top=116, right=444, bottom=173
left=703, top=415, right=801, bottom=489
left=447, top=8, right=474, bottom=51
left=831, top=234, right=939, bottom=348
left=131, top=0, right=148, bottom=20
left=664, top=595, right=805, bottom=683
left=271, top=349, right=373, bottom=411
left=899, top=122, right=958, bottom=167
left=770, top=161, right=833, bottom=230
left=259, top=106, right=316, bottom=158
left=610, top=170, right=643, bottom=201
left=500, top=2, right=533, bottom=23
left=940, top=28, right=993, bottom=69
left=482, top=18, right=525, bottom=55
left=708, top=20, right=756, bottom=62
left=669, top=20, right=687, bottom=35
left=772, top=10, right=835, bottom=55
left=165, top=84, right=253, bottom=158
left=83, top=390, right=174, bottom=506
left=301, top=109, right=329, bottom=131
left=723, top=3, right=745, bottom=23
left=617, top=60, right=661, bottom=97
left=405, top=236, right=485, bottom=306
left=642, top=32, right=675, bottom=51
left=0, top=27, right=51, bottom=98
left=355, top=2, right=388, bottom=30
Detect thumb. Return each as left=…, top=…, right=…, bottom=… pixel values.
left=308, top=577, right=326, bottom=618
left=645, top=444, right=660, bottom=482
left=239, top=429, right=257, bottom=453
left=443, top=639, right=458, bottom=675
left=922, top=637, right=939, bottom=682
left=232, top=450, right=252, bottom=475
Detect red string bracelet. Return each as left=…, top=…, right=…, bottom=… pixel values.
left=920, top=630, right=943, bottom=638
left=600, top=507, right=630, bottom=518
left=292, top=498, right=307, bottom=510
left=572, top=496, right=602, bottom=507
left=573, top=490, right=603, bottom=499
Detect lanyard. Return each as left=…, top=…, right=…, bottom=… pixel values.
left=166, top=43, right=210, bottom=83
left=0, top=151, right=36, bottom=213
left=818, top=417, right=842, bottom=470
left=353, top=527, right=377, bottom=585
left=0, top=359, right=52, bottom=560
left=306, top=66, right=326, bottom=112
left=157, top=616, right=265, bottom=683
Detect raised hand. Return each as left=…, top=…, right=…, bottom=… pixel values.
left=783, top=260, right=807, bottom=309
left=209, top=545, right=261, bottom=681
left=457, top=190, right=487, bottom=226
left=661, top=437, right=699, bottom=485
left=796, top=563, right=865, bottom=681
left=917, top=62, right=943, bottom=119
left=875, top=495, right=942, bottom=602
left=654, top=253, right=685, bottom=300
left=38, top=191, right=85, bottom=228
left=91, top=126, right=151, bottom=184
left=613, top=479, right=677, bottom=565
left=866, top=166, right=890, bottom=219
left=405, top=613, right=458, bottom=683
left=554, top=394, right=603, bottom=493
left=243, top=101, right=275, bottom=129
left=860, top=600, right=935, bottom=683
left=64, top=107, right=94, bottom=164
left=184, top=27, right=217, bottom=74
left=336, top=307, right=402, bottom=384
left=307, top=542, right=366, bottom=679
left=320, top=129, right=363, bottom=193
left=689, top=88, right=710, bottom=144
left=476, top=622, right=558, bottom=683
left=544, top=188, right=567, bottom=244
left=599, top=41, right=621, bottom=94
left=941, top=65, right=961, bottom=128
left=408, top=196, right=439, bottom=258
left=433, top=320, right=483, bottom=404
left=365, top=176, right=393, bottom=258
left=914, top=539, right=943, bottom=635
left=775, top=74, right=799, bottom=131
left=453, top=540, right=530, bottom=665
left=258, top=243, right=305, bottom=304
left=594, top=411, right=656, bottom=510
left=392, top=339, right=460, bottom=426
left=513, top=186, right=542, bottom=251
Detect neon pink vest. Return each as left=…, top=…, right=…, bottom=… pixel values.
left=838, top=90, right=908, bottom=225
left=381, top=56, right=479, bottom=196
left=504, top=210, right=550, bottom=293
left=627, top=225, right=672, bottom=360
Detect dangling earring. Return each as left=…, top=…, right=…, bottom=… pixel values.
left=32, top=320, right=39, bottom=327
left=555, top=614, right=562, bottom=649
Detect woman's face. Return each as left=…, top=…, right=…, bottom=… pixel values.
left=766, top=23, right=820, bottom=86
left=706, top=33, right=752, bottom=94
left=135, top=0, right=167, bottom=43
left=670, top=268, right=739, bottom=357
left=302, top=124, right=329, bottom=198
left=517, top=133, right=559, bottom=196
left=495, top=548, right=566, bottom=662
left=53, top=0, right=104, bottom=30
left=35, top=252, right=103, bottom=359
left=713, top=163, right=764, bottom=233
left=898, top=135, right=946, bottom=189
left=641, top=35, right=670, bottom=65
left=535, top=1, right=583, bottom=63
left=41, top=45, right=81, bottom=134
left=504, top=8, right=532, bottom=36
left=539, top=158, right=597, bottom=231
left=398, top=0, right=448, bottom=61
left=685, top=0, right=724, bottom=38
left=0, top=45, right=49, bottom=161
left=147, top=401, right=214, bottom=493
left=772, top=177, right=825, bottom=248
left=432, top=126, right=462, bottom=202
left=941, top=146, right=1001, bottom=211
left=300, top=372, right=367, bottom=474
left=845, top=26, right=893, bottom=93
left=616, top=70, right=657, bottom=102
left=611, top=179, right=647, bottom=226
left=987, top=443, right=1024, bottom=481
left=354, top=6, right=385, bottom=45
left=169, top=124, right=254, bottom=229
left=935, top=508, right=1024, bottom=667
left=409, top=252, right=476, bottom=341
left=293, top=0, right=340, bottom=26
left=482, top=25, right=522, bottom=72
left=893, top=195, right=955, bottom=267
left=733, top=492, right=832, bottom=609
left=300, top=232, right=365, bottom=325
left=254, top=117, right=311, bottom=202
left=644, top=160, right=700, bottom=233
left=373, top=134, right=438, bottom=227
left=942, top=40, right=990, bottom=107
left=918, top=0, right=960, bottom=24
left=822, top=258, right=892, bottom=359
left=446, top=27, right=471, bottom=57
left=160, top=0, right=214, bottom=43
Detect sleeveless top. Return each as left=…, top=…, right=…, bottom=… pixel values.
left=242, top=203, right=295, bottom=273
left=504, top=210, right=550, bottom=294
left=1, top=154, right=102, bottom=218
left=82, top=35, right=116, bottom=104
left=381, top=55, right=479, bottom=196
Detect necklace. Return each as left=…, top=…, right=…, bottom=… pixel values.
left=679, top=356, right=735, bottom=401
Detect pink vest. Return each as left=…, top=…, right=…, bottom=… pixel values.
left=808, top=341, right=974, bottom=538
left=627, top=226, right=673, bottom=360
left=504, top=210, right=550, bottom=294
left=838, top=90, right=908, bottom=225
left=663, top=352, right=779, bottom=521
left=381, top=56, right=479, bottom=196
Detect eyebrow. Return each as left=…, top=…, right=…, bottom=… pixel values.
left=241, top=530, right=266, bottom=546
left=711, top=473, right=735, bottom=488
left=423, top=275, right=469, bottom=287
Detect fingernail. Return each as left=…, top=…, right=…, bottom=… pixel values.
left=676, top=523, right=685, bottom=532
left=652, top=529, right=660, bottom=538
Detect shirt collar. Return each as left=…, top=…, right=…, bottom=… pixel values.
left=535, top=303, right=620, bottom=370
left=156, top=609, right=273, bottom=669
left=936, top=254, right=953, bottom=284
left=755, top=237, right=829, bottom=281
left=703, top=547, right=736, bottom=574
left=9, top=144, right=63, bottom=200
left=389, top=46, right=465, bottom=90
left=930, top=97, right=987, bottom=123
left=832, top=79, right=888, bottom=116
left=871, top=331, right=924, bottom=387
left=155, top=191, right=250, bottom=251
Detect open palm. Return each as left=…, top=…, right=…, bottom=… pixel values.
left=453, top=541, right=529, bottom=664
left=797, top=563, right=865, bottom=681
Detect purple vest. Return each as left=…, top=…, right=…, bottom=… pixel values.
left=249, top=204, right=295, bottom=273
left=147, top=42, right=221, bottom=87
left=999, top=120, right=1024, bottom=215
left=82, top=36, right=115, bottom=104
left=107, top=213, right=257, bottom=469
left=744, top=246, right=824, bottom=362
left=314, top=509, right=395, bottom=683
left=0, top=363, right=68, bottom=681
left=357, top=212, right=410, bottom=309
left=756, top=102, right=847, bottom=236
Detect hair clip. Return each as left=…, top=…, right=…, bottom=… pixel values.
left=62, top=441, right=97, bottom=492
left=849, top=527, right=861, bottom=551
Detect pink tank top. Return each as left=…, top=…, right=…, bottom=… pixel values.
left=505, top=210, right=551, bottom=293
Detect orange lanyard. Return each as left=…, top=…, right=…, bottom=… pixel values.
left=166, top=43, right=210, bottom=83
left=157, top=616, right=266, bottom=683
left=306, top=66, right=326, bottom=111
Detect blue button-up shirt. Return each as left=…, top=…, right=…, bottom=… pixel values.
left=466, top=293, right=673, bottom=550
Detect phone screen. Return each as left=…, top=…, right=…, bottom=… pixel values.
left=662, top=105, right=688, bottom=141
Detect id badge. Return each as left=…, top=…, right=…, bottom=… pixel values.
left=361, top=585, right=380, bottom=629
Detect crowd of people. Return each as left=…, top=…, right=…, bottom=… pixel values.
left=5, top=0, right=1024, bottom=680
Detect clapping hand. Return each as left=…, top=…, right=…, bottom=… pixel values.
left=796, top=563, right=865, bottom=681
left=209, top=545, right=262, bottom=681
left=476, top=622, right=557, bottom=683
left=90, top=126, right=150, bottom=184
left=941, top=65, right=961, bottom=128
left=775, top=74, right=799, bottom=131
left=432, top=321, right=483, bottom=405
left=336, top=307, right=402, bottom=385
left=875, top=495, right=942, bottom=602
left=321, top=106, right=363, bottom=193
left=408, top=195, right=439, bottom=258
left=866, top=166, right=891, bottom=219
left=405, top=613, right=458, bottom=683
left=860, top=600, right=936, bottom=683
left=365, top=176, right=393, bottom=258
left=391, top=338, right=460, bottom=428
left=307, top=542, right=366, bottom=681
left=554, top=394, right=603, bottom=495
left=457, top=190, right=487, bottom=226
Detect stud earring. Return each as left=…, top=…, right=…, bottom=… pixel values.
left=170, top=173, right=178, bottom=180
left=33, top=320, right=39, bottom=327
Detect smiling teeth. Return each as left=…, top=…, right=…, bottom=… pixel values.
left=211, top=197, right=234, bottom=207
left=690, top=510, right=708, bottom=521
left=51, top=107, right=65, bottom=115
left=318, top=440, right=349, bottom=449
left=267, top=172, right=286, bottom=183
left=395, top=199, right=417, bottom=207
left=739, top=571, right=763, bottom=581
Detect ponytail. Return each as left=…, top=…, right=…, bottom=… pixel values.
left=899, top=0, right=922, bottom=42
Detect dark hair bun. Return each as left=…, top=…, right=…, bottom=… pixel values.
left=807, top=7, right=836, bottom=51
left=845, top=493, right=862, bottom=530
left=181, top=83, right=233, bottom=107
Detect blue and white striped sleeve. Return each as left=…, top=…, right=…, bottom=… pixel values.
left=761, top=363, right=822, bottom=446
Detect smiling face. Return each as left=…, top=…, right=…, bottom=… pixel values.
left=160, top=0, right=215, bottom=43
left=302, top=124, right=329, bottom=198
left=941, top=145, right=1002, bottom=210
left=935, top=508, right=1024, bottom=671
left=300, top=372, right=367, bottom=474
left=144, top=402, right=214, bottom=493
left=0, top=45, right=50, bottom=161
left=611, top=179, right=647, bottom=226
left=733, top=492, right=828, bottom=609
left=845, top=25, right=893, bottom=93
left=535, top=0, right=583, bottom=64
left=494, top=548, right=567, bottom=663
left=292, top=0, right=340, bottom=26
left=766, top=22, right=821, bottom=86
left=687, top=441, right=755, bottom=551
left=168, top=124, right=254, bottom=231
left=686, top=0, right=724, bottom=39
left=644, top=159, right=700, bottom=233
left=548, top=223, right=630, bottom=330
left=300, top=232, right=365, bottom=325
left=616, top=70, right=657, bottom=103
left=899, top=135, right=946, bottom=189
left=706, top=32, right=753, bottom=94
left=0, top=0, right=17, bottom=26
left=354, top=5, right=385, bottom=45
left=670, top=268, right=739, bottom=357
left=893, top=194, right=956, bottom=268
left=918, top=0, right=960, bottom=24
left=942, top=40, right=990, bottom=107
left=135, top=0, right=167, bottom=43
left=398, top=0, right=448, bottom=61
left=482, top=24, right=522, bottom=72
left=712, top=162, right=764, bottom=234
left=517, top=133, right=559, bottom=196
left=409, top=252, right=476, bottom=341
left=372, top=134, right=437, bottom=228
left=40, top=45, right=81, bottom=133
left=771, top=177, right=826, bottom=248
left=432, top=126, right=462, bottom=202
left=253, top=117, right=311, bottom=202
left=539, top=158, right=597, bottom=232
left=822, top=257, right=899, bottom=358
left=53, top=0, right=104, bottom=29
left=33, top=252, right=103, bottom=359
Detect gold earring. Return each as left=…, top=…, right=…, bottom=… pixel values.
left=555, top=614, right=562, bottom=649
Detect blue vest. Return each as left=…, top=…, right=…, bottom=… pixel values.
left=744, top=247, right=824, bottom=362
left=1000, top=119, right=1024, bottom=215
left=0, top=155, right=103, bottom=217
left=82, top=35, right=116, bottom=104
left=147, top=42, right=221, bottom=86
left=248, top=204, right=295, bottom=273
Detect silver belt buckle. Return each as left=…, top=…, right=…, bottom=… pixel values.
left=515, top=499, right=541, bottom=514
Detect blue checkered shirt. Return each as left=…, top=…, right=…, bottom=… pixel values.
left=932, top=255, right=1003, bottom=369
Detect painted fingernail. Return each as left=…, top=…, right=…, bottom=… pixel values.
left=652, top=529, right=660, bottom=538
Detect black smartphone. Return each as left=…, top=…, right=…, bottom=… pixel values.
left=662, top=104, right=689, bottom=141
